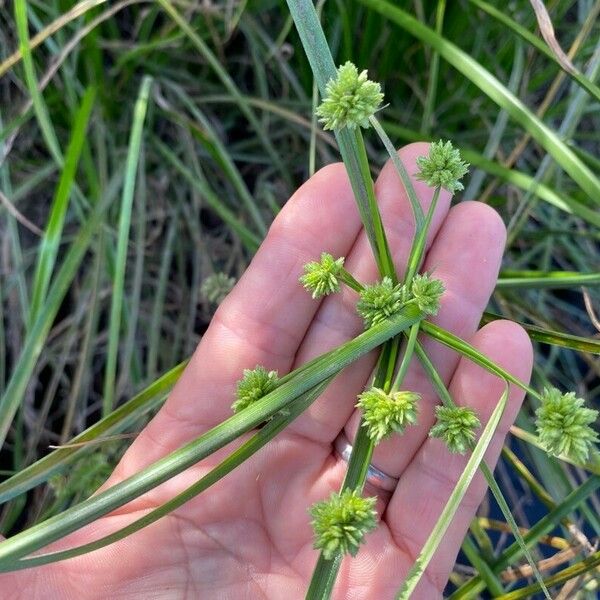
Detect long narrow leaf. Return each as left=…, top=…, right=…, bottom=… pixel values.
left=102, top=76, right=152, bottom=416
left=0, top=196, right=112, bottom=448
left=28, top=87, right=96, bottom=328
left=0, top=362, right=186, bottom=504
left=2, top=378, right=332, bottom=570
left=361, top=0, right=600, bottom=204
left=397, top=387, right=509, bottom=598
left=285, top=0, right=396, bottom=279
left=0, top=306, right=423, bottom=564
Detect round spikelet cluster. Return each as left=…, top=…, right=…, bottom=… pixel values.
left=415, top=140, right=469, bottom=193
left=316, top=61, right=384, bottom=131
left=357, top=387, right=420, bottom=443
left=201, top=272, right=236, bottom=305
left=356, top=276, right=406, bottom=329
left=535, top=387, right=598, bottom=463
left=232, top=366, right=279, bottom=413
left=410, top=273, right=444, bottom=316
left=429, top=405, right=481, bottom=454
left=310, top=489, right=377, bottom=560
left=300, top=253, right=345, bottom=299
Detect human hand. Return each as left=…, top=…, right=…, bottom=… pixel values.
left=1, top=142, right=533, bottom=599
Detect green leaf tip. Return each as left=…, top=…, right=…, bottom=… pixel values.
left=357, top=387, right=420, bottom=443
left=429, top=405, right=481, bottom=454
left=316, top=61, right=384, bottom=131
left=300, top=253, right=345, bottom=299
left=357, top=276, right=406, bottom=329
left=201, top=273, right=236, bottom=305
left=410, top=273, right=444, bottom=316
left=535, top=387, right=598, bottom=463
left=310, top=489, right=377, bottom=560
left=232, top=366, right=279, bottom=413
left=415, top=140, right=469, bottom=193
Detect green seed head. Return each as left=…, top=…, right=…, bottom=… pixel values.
left=310, top=489, right=377, bottom=560
left=429, top=405, right=481, bottom=454
left=357, top=387, right=420, bottom=443
left=535, top=387, right=598, bottom=463
left=410, top=273, right=445, bottom=316
left=415, top=140, right=469, bottom=193
left=232, top=366, right=279, bottom=413
left=300, top=253, right=345, bottom=299
left=357, top=276, right=407, bottom=329
left=316, top=61, right=384, bottom=131
left=201, top=272, right=236, bottom=305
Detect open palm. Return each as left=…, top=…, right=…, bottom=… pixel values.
left=1, top=143, right=532, bottom=599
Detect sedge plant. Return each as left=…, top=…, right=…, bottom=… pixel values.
left=0, top=2, right=599, bottom=599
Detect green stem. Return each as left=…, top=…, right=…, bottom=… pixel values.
left=369, top=116, right=424, bottom=229
left=339, top=268, right=364, bottom=293
left=421, top=321, right=538, bottom=398
left=404, top=186, right=441, bottom=285
left=1, top=379, right=333, bottom=571
left=391, top=323, right=420, bottom=391
left=421, top=0, right=446, bottom=135
left=285, top=0, right=396, bottom=283
left=305, top=342, right=394, bottom=599
left=0, top=307, right=423, bottom=564
left=449, top=476, right=600, bottom=599
left=352, top=127, right=396, bottom=280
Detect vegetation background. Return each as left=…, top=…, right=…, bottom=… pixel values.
left=0, top=0, right=598, bottom=597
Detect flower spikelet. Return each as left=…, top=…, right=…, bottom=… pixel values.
left=310, top=489, right=377, bottom=559
left=316, top=61, right=384, bottom=130
left=411, top=273, right=444, bottom=315
left=201, top=273, right=236, bottom=305
left=300, top=253, right=345, bottom=299
left=416, top=140, right=469, bottom=193
left=357, top=387, right=420, bottom=443
left=356, top=276, right=406, bottom=329
left=232, top=366, right=279, bottom=413
left=429, top=405, right=481, bottom=454
left=535, top=387, right=598, bottom=463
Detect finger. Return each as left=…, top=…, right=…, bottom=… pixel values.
left=385, top=320, right=533, bottom=595
left=288, top=142, right=452, bottom=442
left=114, top=163, right=365, bottom=475
left=344, top=201, right=507, bottom=477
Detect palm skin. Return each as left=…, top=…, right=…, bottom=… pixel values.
left=0, top=143, right=532, bottom=599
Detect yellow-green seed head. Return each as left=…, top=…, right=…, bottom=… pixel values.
left=411, top=273, right=445, bottom=316
left=535, top=387, right=598, bottom=463
left=429, top=405, right=481, bottom=454
left=415, top=140, right=469, bottom=193
left=300, top=253, right=345, bottom=299
left=232, top=366, right=279, bottom=413
left=316, top=61, right=384, bottom=131
left=201, top=273, right=236, bottom=305
left=357, top=387, right=420, bottom=443
left=356, top=276, right=407, bottom=329
left=310, top=489, right=377, bottom=559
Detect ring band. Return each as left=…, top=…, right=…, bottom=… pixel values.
left=334, top=432, right=399, bottom=492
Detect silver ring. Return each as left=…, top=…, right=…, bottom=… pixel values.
left=334, top=432, right=399, bottom=492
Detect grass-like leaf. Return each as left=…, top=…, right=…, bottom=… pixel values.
left=0, top=362, right=186, bottom=504
left=0, top=378, right=332, bottom=571
left=0, top=306, right=422, bottom=565
left=102, top=76, right=152, bottom=416
left=397, top=386, right=509, bottom=598
left=361, top=0, right=600, bottom=204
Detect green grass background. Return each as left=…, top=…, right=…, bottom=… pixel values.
left=0, top=0, right=599, bottom=596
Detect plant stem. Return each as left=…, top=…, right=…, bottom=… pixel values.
left=404, top=185, right=441, bottom=285
left=339, top=268, right=364, bottom=293
left=1, top=378, right=333, bottom=571
left=391, top=323, right=420, bottom=392
left=0, top=307, right=423, bottom=564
